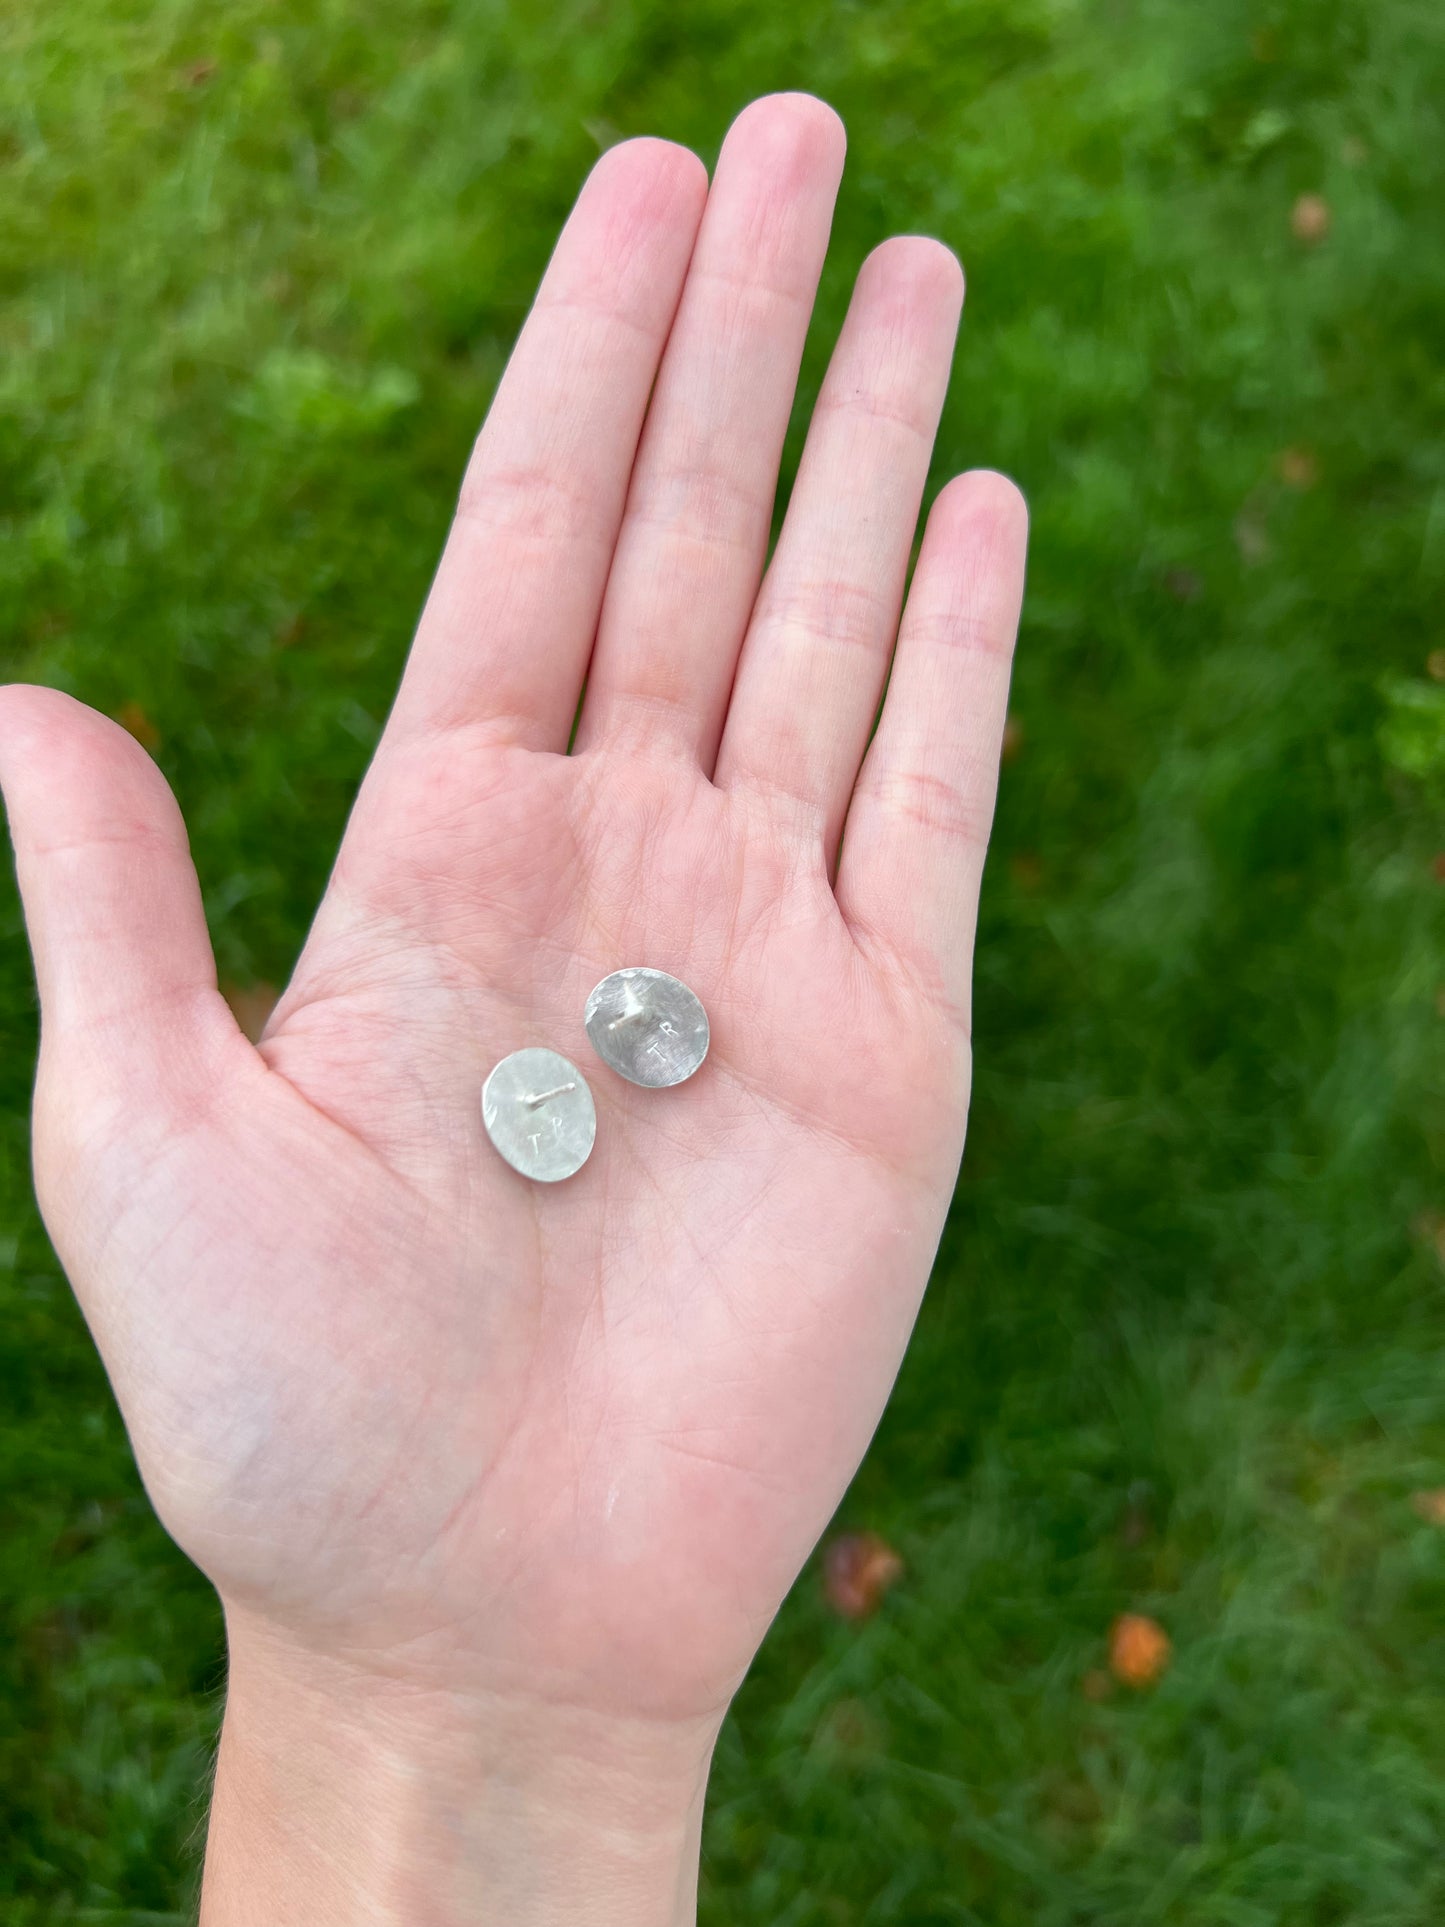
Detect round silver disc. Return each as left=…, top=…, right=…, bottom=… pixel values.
left=584, top=967, right=710, bottom=1089
left=482, top=1048, right=596, bottom=1182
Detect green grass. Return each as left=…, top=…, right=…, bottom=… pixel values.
left=3, top=0, right=1444, bottom=1918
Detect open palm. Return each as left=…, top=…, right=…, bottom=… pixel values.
left=0, top=96, right=1025, bottom=1757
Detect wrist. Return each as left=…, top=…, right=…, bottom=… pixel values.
left=201, top=1606, right=717, bottom=1927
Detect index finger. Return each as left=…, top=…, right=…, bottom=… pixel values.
left=386, top=137, right=708, bottom=750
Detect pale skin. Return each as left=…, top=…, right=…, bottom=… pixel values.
left=0, top=94, right=1027, bottom=1924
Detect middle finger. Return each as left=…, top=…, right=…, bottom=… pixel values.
left=573, top=93, right=846, bottom=770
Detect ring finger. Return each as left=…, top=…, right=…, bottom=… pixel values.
left=713, top=235, right=965, bottom=865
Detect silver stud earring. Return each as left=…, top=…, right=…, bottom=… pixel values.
left=584, top=968, right=710, bottom=1089
left=482, top=1047, right=596, bottom=1181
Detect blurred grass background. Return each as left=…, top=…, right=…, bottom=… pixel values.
left=2, top=0, right=1444, bottom=1919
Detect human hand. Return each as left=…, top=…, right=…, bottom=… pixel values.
left=0, top=93, right=1025, bottom=1924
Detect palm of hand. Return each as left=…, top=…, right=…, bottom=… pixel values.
left=1, top=98, right=1025, bottom=1733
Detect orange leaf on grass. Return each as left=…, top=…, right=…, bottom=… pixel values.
left=1109, top=1612, right=1172, bottom=1689
left=823, top=1532, right=903, bottom=1621
left=1275, top=447, right=1319, bottom=490
left=114, top=701, right=160, bottom=751
left=814, top=1695, right=884, bottom=1759
left=1291, top=194, right=1331, bottom=243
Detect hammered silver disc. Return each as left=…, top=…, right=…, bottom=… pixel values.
left=584, top=967, right=710, bottom=1089
left=482, top=1048, right=596, bottom=1182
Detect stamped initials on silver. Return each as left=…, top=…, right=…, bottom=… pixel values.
left=584, top=968, right=710, bottom=1089
left=482, top=1048, right=596, bottom=1182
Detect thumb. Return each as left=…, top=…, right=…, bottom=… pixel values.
left=0, top=684, right=225, bottom=1068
